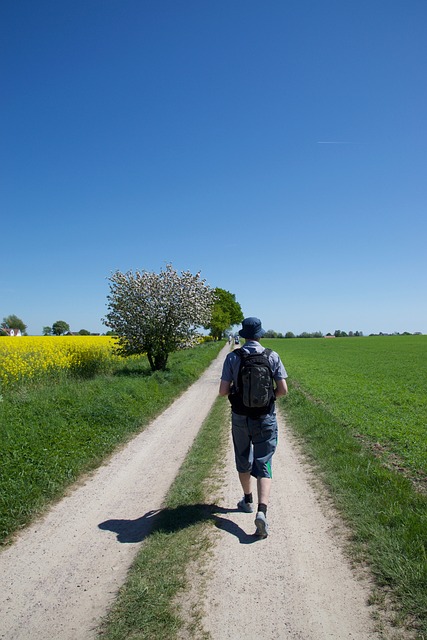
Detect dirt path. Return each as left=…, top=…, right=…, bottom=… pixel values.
left=199, top=412, right=380, bottom=639
left=0, top=345, right=379, bottom=640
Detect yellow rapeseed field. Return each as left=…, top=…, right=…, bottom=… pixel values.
left=0, top=336, right=118, bottom=386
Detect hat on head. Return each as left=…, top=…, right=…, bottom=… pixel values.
left=239, top=317, right=266, bottom=340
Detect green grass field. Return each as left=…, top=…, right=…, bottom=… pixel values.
left=266, top=335, right=427, bottom=637
left=268, top=335, right=427, bottom=480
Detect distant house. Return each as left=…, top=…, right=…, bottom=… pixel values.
left=2, top=327, right=22, bottom=337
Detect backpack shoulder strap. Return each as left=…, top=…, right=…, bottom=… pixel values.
left=235, top=348, right=249, bottom=360
left=237, top=348, right=271, bottom=361
left=262, top=348, right=274, bottom=375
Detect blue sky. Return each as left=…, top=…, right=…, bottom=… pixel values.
left=1, top=1, right=426, bottom=336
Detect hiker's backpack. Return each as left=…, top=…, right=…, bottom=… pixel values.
left=229, top=348, right=275, bottom=417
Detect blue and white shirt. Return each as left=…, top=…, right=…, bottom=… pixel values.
left=221, top=340, right=288, bottom=388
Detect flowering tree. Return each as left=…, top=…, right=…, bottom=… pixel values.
left=103, top=264, right=215, bottom=371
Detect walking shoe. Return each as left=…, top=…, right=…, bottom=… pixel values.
left=254, top=511, right=269, bottom=538
left=237, top=498, right=254, bottom=513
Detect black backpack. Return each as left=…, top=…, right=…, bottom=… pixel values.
left=229, top=348, right=275, bottom=417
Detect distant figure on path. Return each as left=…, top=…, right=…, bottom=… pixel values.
left=219, top=317, right=288, bottom=538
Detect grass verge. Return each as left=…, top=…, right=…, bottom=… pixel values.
left=98, top=395, right=231, bottom=640
left=0, top=342, right=223, bottom=543
left=281, top=385, right=427, bottom=639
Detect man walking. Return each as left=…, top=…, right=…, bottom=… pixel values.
left=219, top=317, right=288, bottom=538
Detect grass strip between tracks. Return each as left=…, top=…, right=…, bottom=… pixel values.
left=281, top=385, right=427, bottom=639
left=98, top=395, right=230, bottom=640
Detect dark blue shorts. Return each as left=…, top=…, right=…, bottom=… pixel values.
left=231, top=411, right=278, bottom=479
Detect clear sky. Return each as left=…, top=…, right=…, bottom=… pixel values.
left=1, top=1, right=426, bottom=336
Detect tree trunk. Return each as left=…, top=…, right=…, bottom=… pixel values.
left=147, top=352, right=155, bottom=371
left=147, top=350, right=169, bottom=371
left=154, top=352, right=168, bottom=371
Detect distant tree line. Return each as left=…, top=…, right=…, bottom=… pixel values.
left=263, top=329, right=358, bottom=338
left=0, top=315, right=102, bottom=336
left=262, top=329, right=421, bottom=339
left=0, top=311, right=422, bottom=341
left=42, top=321, right=101, bottom=336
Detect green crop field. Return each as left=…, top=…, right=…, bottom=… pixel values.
left=268, top=335, right=427, bottom=480
left=265, top=335, right=427, bottom=636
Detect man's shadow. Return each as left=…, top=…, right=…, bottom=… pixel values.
left=99, top=503, right=259, bottom=545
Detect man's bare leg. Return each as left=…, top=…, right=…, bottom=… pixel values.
left=238, top=471, right=252, bottom=495
left=254, top=477, right=271, bottom=538
left=239, top=474, right=272, bottom=504
left=257, top=476, right=272, bottom=505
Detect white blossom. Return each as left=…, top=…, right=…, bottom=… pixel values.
left=103, top=264, right=215, bottom=370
